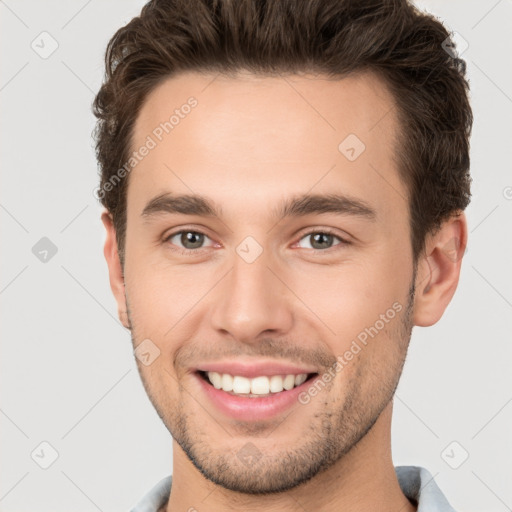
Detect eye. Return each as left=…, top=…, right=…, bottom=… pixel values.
left=296, top=230, right=349, bottom=250
left=164, top=230, right=216, bottom=252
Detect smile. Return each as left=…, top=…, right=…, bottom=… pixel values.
left=195, top=370, right=319, bottom=421
left=203, top=370, right=313, bottom=396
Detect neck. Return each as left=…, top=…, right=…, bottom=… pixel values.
left=165, top=402, right=416, bottom=512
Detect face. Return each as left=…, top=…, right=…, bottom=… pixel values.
left=117, top=71, right=418, bottom=493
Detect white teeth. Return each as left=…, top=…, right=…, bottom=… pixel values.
left=232, top=376, right=251, bottom=394
left=206, top=372, right=309, bottom=395
left=294, top=373, right=308, bottom=386
left=209, top=371, right=222, bottom=389
left=269, top=375, right=284, bottom=393
left=221, top=373, right=233, bottom=391
left=250, top=376, right=270, bottom=395
left=283, top=374, right=295, bottom=390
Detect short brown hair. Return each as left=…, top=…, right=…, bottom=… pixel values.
left=93, top=0, right=472, bottom=267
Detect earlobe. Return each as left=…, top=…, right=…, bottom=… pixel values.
left=101, top=210, right=130, bottom=329
left=413, top=213, right=468, bottom=327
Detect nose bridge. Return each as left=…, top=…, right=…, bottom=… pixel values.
left=210, top=245, right=293, bottom=342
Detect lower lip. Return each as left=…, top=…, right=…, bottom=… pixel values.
left=195, top=372, right=317, bottom=421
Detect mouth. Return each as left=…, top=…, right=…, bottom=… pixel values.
left=193, top=369, right=320, bottom=421
left=196, top=370, right=318, bottom=397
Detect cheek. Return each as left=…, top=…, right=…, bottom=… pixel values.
left=289, top=257, right=407, bottom=335
left=123, top=217, right=184, bottom=317
left=325, top=304, right=410, bottom=407
left=124, top=254, right=221, bottom=359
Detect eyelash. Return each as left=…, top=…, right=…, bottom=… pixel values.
left=163, top=230, right=217, bottom=256
left=295, top=228, right=351, bottom=252
left=163, top=228, right=351, bottom=255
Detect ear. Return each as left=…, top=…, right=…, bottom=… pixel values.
left=413, top=212, right=468, bottom=327
left=101, top=210, right=130, bottom=329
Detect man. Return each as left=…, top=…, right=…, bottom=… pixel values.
left=93, top=0, right=472, bottom=510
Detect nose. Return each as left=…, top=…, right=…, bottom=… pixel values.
left=210, top=249, right=294, bottom=344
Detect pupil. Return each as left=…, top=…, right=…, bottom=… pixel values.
left=182, top=231, right=204, bottom=249
left=311, top=233, right=332, bottom=249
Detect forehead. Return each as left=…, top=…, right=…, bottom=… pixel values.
left=128, top=70, right=406, bottom=222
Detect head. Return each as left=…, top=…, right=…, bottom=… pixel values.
left=95, top=0, right=471, bottom=495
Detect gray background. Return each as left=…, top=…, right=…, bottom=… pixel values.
left=1, top=0, right=511, bottom=510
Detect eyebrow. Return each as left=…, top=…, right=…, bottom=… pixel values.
left=141, top=192, right=377, bottom=222
left=274, top=193, right=376, bottom=221
left=142, top=193, right=222, bottom=220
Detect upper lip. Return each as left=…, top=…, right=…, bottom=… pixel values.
left=195, top=360, right=318, bottom=378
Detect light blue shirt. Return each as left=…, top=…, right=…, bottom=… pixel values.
left=130, top=466, right=456, bottom=511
